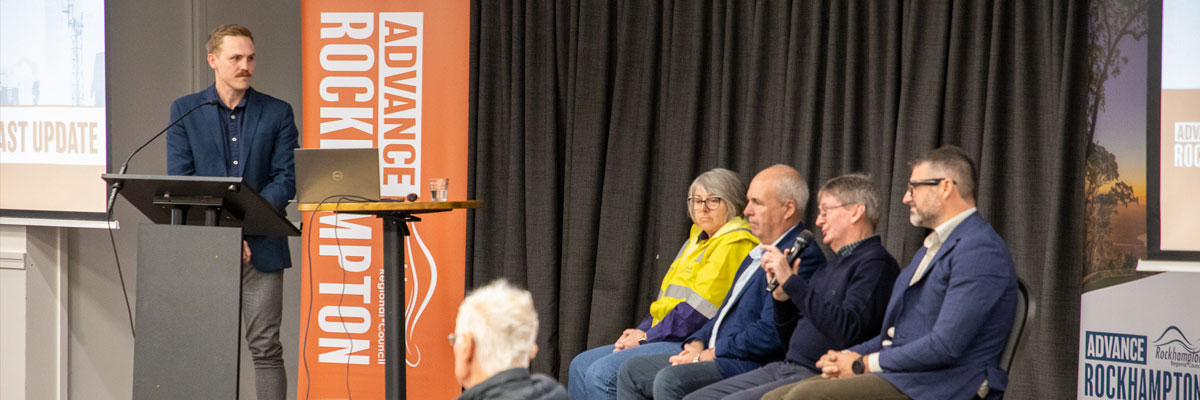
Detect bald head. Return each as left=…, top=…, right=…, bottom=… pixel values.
left=744, top=165, right=809, bottom=244
left=759, top=165, right=809, bottom=216
left=757, top=165, right=795, bottom=180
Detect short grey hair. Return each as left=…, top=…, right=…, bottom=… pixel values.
left=688, top=168, right=748, bottom=222
left=770, top=164, right=810, bottom=217
left=454, top=279, right=538, bottom=375
left=818, top=173, right=882, bottom=228
left=910, top=145, right=978, bottom=202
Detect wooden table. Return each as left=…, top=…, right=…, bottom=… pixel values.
left=298, top=200, right=480, bottom=399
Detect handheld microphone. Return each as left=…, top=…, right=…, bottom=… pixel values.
left=106, top=99, right=220, bottom=214
left=381, top=193, right=421, bottom=203
left=765, top=229, right=815, bottom=292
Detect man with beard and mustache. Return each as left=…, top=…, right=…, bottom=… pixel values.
left=762, top=146, right=1018, bottom=400
left=166, top=24, right=298, bottom=400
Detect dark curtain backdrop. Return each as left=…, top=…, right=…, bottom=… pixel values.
left=467, top=0, right=1088, bottom=398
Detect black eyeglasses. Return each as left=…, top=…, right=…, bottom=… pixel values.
left=906, top=178, right=955, bottom=195
left=686, top=196, right=723, bottom=211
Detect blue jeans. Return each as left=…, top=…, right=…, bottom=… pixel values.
left=616, top=353, right=725, bottom=400
left=568, top=342, right=681, bottom=400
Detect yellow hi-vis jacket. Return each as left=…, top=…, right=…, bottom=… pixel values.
left=649, top=216, right=758, bottom=326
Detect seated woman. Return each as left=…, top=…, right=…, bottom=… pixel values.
left=567, top=168, right=759, bottom=400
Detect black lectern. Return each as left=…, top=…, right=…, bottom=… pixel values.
left=102, top=174, right=300, bottom=400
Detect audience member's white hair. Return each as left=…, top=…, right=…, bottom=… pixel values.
left=455, top=279, right=539, bottom=375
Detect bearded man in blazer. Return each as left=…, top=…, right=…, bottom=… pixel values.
left=166, top=24, right=298, bottom=400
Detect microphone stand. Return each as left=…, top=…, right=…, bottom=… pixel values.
left=106, top=100, right=219, bottom=214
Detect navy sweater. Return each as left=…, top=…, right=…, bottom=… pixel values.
left=774, top=236, right=899, bottom=372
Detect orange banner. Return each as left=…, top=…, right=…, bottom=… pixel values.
left=299, top=1, right=469, bottom=398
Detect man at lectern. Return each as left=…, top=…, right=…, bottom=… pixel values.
left=165, top=24, right=298, bottom=400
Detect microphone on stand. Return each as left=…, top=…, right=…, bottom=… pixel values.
left=766, top=229, right=815, bottom=292
left=106, top=100, right=219, bottom=214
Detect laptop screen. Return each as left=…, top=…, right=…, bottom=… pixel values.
left=293, top=148, right=381, bottom=204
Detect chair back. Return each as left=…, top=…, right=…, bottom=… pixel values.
left=1000, top=277, right=1034, bottom=372
left=971, top=277, right=1034, bottom=400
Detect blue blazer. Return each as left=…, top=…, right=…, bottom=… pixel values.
left=167, top=85, right=298, bottom=272
left=848, top=212, right=1017, bottom=400
left=686, top=224, right=827, bottom=378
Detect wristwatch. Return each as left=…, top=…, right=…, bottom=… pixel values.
left=851, top=357, right=866, bottom=375
left=637, top=334, right=648, bottom=345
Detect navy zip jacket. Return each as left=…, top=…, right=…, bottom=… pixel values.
left=774, top=235, right=899, bottom=371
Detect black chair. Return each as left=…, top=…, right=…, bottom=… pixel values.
left=992, top=277, right=1034, bottom=399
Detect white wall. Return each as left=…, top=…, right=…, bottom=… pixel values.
left=0, top=226, right=28, bottom=400
left=1, top=224, right=71, bottom=400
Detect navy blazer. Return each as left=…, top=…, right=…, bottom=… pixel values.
left=848, top=212, right=1017, bottom=400
left=686, top=224, right=827, bottom=378
left=167, top=85, right=298, bottom=272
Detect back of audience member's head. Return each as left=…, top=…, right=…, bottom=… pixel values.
left=454, top=279, right=539, bottom=380
left=688, top=167, right=749, bottom=222
left=818, top=173, right=882, bottom=229
left=909, top=145, right=978, bottom=203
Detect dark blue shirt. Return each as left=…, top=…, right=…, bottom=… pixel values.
left=774, top=235, right=899, bottom=372
left=216, top=94, right=248, bottom=177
